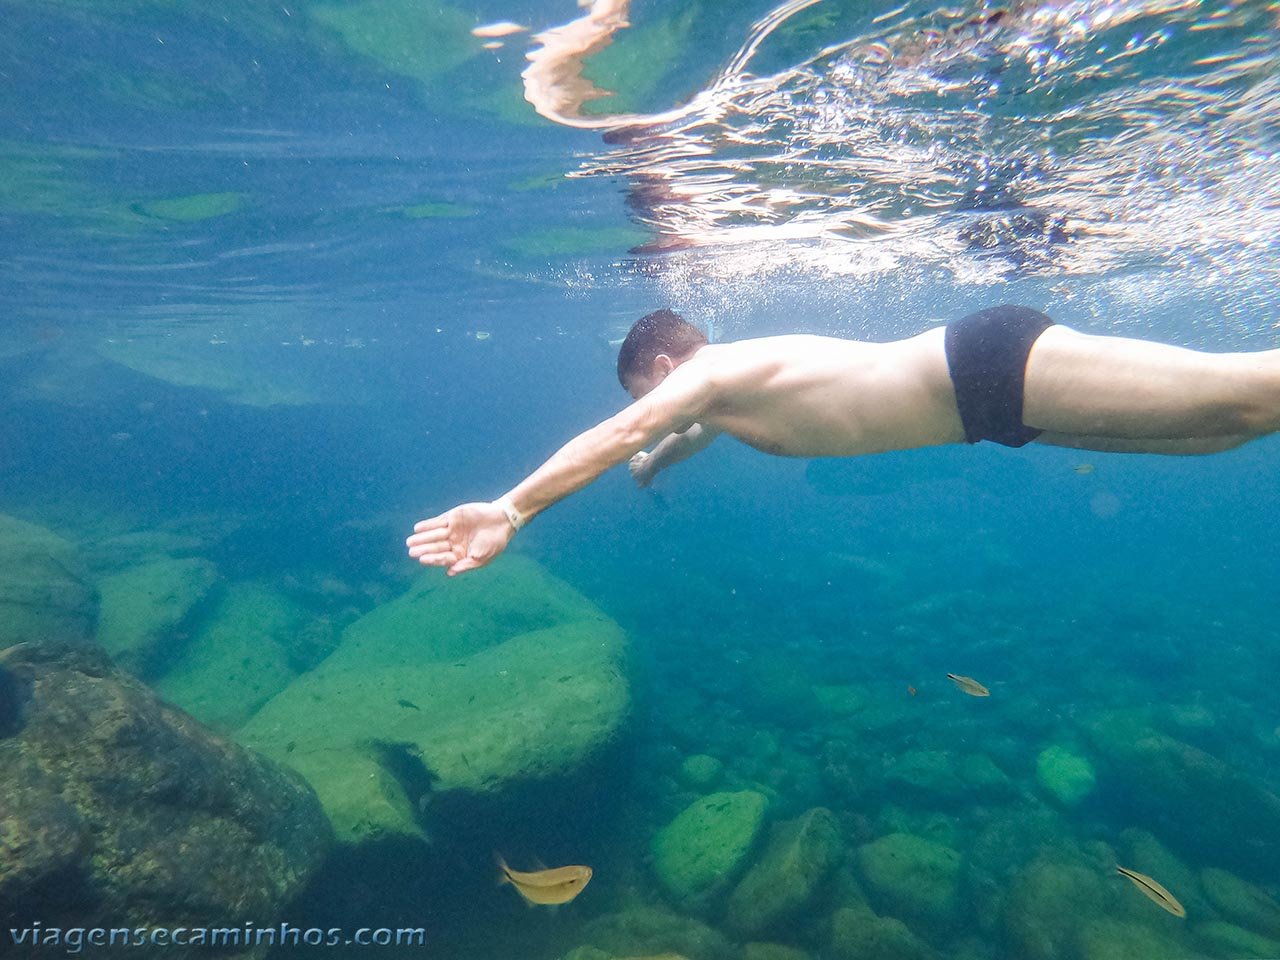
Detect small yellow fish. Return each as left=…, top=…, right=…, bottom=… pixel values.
left=1074, top=463, right=1096, bottom=475
left=946, top=673, right=991, bottom=697
left=1116, top=865, right=1186, bottom=918
left=497, top=855, right=592, bottom=906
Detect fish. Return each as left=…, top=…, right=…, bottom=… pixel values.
left=397, top=698, right=421, bottom=711
left=496, top=854, right=592, bottom=906
left=1116, top=865, right=1186, bottom=917
left=1074, top=463, right=1096, bottom=475
left=471, top=20, right=528, bottom=38
left=946, top=673, right=991, bottom=697
left=907, top=685, right=917, bottom=697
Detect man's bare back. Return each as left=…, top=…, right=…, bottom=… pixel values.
left=407, top=305, right=1280, bottom=576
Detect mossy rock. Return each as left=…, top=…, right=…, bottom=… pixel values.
left=97, top=557, right=218, bottom=677
left=651, top=791, right=768, bottom=907
left=743, top=944, right=810, bottom=960
left=577, top=904, right=735, bottom=960
left=0, top=514, right=97, bottom=647
left=856, top=832, right=961, bottom=929
left=1074, top=917, right=1188, bottom=960
left=1200, top=868, right=1280, bottom=938
left=827, top=904, right=938, bottom=960
left=134, top=192, right=245, bottom=222
left=679, top=754, right=723, bottom=789
left=1001, top=853, right=1109, bottom=960
left=1035, top=745, right=1096, bottom=807
left=724, top=807, right=843, bottom=938
left=1191, top=920, right=1280, bottom=958
left=239, top=555, right=629, bottom=845
left=154, top=581, right=303, bottom=731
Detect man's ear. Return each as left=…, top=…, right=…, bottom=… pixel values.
left=653, top=354, right=676, bottom=377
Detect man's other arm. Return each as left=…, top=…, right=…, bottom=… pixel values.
left=629, top=423, right=719, bottom=487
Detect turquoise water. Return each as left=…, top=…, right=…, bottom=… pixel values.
left=2, top=0, right=1279, bottom=958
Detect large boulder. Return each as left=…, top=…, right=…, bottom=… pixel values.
left=856, top=832, right=962, bottom=931
left=154, top=581, right=303, bottom=731
left=575, top=904, right=736, bottom=960
left=1035, top=745, right=1097, bottom=808
left=1200, top=868, right=1280, bottom=938
left=239, top=555, right=630, bottom=845
left=96, top=556, right=219, bottom=677
left=724, top=807, right=843, bottom=938
left=828, top=903, right=938, bottom=960
left=0, top=515, right=97, bottom=646
left=1086, top=716, right=1280, bottom=877
left=651, top=791, right=768, bottom=908
left=0, top=643, right=330, bottom=958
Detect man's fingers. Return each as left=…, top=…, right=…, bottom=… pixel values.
left=417, top=551, right=458, bottom=568
left=412, top=515, right=450, bottom=534
left=447, top=555, right=485, bottom=577
left=408, top=542, right=455, bottom=559
left=406, top=526, right=451, bottom=549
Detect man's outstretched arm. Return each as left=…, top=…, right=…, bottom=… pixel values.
left=406, top=361, right=713, bottom=576
left=629, top=423, right=719, bottom=488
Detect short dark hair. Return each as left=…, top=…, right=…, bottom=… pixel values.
left=616, top=309, right=708, bottom=387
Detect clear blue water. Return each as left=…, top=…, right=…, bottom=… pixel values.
left=2, top=0, right=1279, bottom=958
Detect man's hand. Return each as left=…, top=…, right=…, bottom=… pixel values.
left=406, top=501, right=514, bottom=577
left=629, top=450, right=656, bottom=488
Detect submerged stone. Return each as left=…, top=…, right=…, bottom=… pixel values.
left=577, top=903, right=735, bottom=960
left=856, top=832, right=961, bottom=930
left=96, top=556, right=218, bottom=677
left=1035, top=744, right=1097, bottom=808
left=240, top=555, right=629, bottom=845
left=724, top=806, right=843, bottom=939
left=0, top=514, right=97, bottom=647
left=0, top=642, right=329, bottom=947
left=134, top=191, right=244, bottom=222
left=1191, top=920, right=1280, bottom=958
left=1199, top=867, right=1280, bottom=938
left=827, top=903, right=938, bottom=960
left=679, top=753, right=723, bottom=789
left=651, top=791, right=768, bottom=907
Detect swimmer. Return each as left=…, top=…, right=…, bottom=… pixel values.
left=407, top=306, right=1280, bottom=575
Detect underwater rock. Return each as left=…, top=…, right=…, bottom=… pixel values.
left=724, top=806, right=843, bottom=939
left=154, top=581, right=304, bottom=731
left=651, top=790, right=768, bottom=908
left=856, top=832, right=962, bottom=931
left=96, top=556, right=219, bottom=677
left=743, top=944, right=811, bottom=960
left=679, top=753, right=723, bottom=789
left=0, top=642, right=330, bottom=952
left=1034, top=745, right=1097, bottom=808
left=1199, top=867, right=1280, bottom=938
left=1191, top=920, right=1280, bottom=958
left=1073, top=916, right=1188, bottom=960
left=1085, top=717, right=1280, bottom=877
left=0, top=514, right=97, bottom=646
left=576, top=903, right=736, bottom=960
left=827, top=903, right=939, bottom=960
left=1001, top=852, right=1110, bottom=960
left=240, top=555, right=629, bottom=845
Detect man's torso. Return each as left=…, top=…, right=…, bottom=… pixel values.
left=693, top=330, right=966, bottom=456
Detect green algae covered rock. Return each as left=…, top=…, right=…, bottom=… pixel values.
left=154, top=581, right=303, bottom=731
left=1002, top=853, right=1109, bottom=960
left=0, top=642, right=329, bottom=951
left=651, top=791, right=768, bottom=906
left=577, top=904, right=735, bottom=960
left=1035, top=745, right=1096, bottom=807
left=135, top=191, right=244, bottom=222
left=1200, top=867, right=1280, bottom=938
left=0, top=514, right=97, bottom=647
left=744, top=944, right=811, bottom=960
left=828, top=903, right=938, bottom=960
left=856, top=832, right=961, bottom=929
left=724, top=807, right=843, bottom=938
left=97, top=556, right=218, bottom=677
left=1074, top=916, right=1188, bottom=960
left=1191, top=920, right=1280, bottom=958
left=680, top=753, right=723, bottom=789
left=239, top=555, right=629, bottom=844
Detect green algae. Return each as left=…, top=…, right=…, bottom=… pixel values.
left=579, top=7, right=698, bottom=117
left=503, top=225, right=650, bottom=258
left=134, top=191, right=246, bottom=222
left=310, top=0, right=477, bottom=90
left=400, top=200, right=476, bottom=219
left=651, top=790, right=768, bottom=906
left=1035, top=744, right=1097, bottom=807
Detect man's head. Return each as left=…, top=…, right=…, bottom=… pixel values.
left=616, top=308, right=708, bottom=399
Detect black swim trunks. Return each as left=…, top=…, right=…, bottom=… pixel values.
left=944, top=304, right=1054, bottom=447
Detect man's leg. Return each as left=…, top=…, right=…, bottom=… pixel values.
left=1023, top=326, right=1280, bottom=440
left=1035, top=432, right=1253, bottom=455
